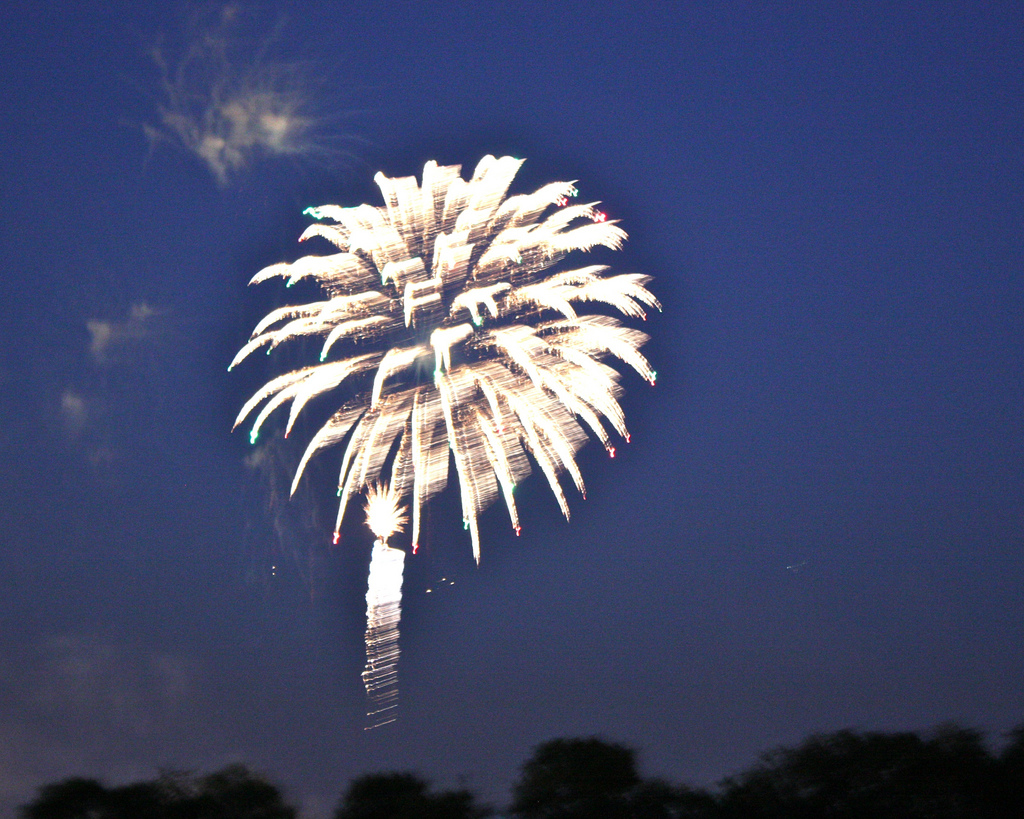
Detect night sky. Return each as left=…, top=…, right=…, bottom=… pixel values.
left=2, top=2, right=1023, bottom=816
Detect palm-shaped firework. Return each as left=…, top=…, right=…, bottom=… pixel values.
left=230, top=154, right=659, bottom=563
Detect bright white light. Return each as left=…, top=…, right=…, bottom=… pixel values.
left=361, top=540, right=405, bottom=729
left=363, top=482, right=408, bottom=543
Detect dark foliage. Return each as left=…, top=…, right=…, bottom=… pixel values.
left=509, top=736, right=713, bottom=819
left=19, top=722, right=1024, bottom=819
left=510, top=737, right=640, bottom=819
left=716, top=725, right=1019, bottom=819
left=19, top=765, right=295, bottom=819
left=997, top=726, right=1024, bottom=816
left=626, top=779, right=720, bottom=819
left=333, top=772, right=489, bottom=819
left=19, top=778, right=110, bottom=819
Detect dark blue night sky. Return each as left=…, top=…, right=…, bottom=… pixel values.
left=2, top=2, right=1022, bottom=816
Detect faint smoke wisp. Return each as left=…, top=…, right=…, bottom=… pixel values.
left=144, top=3, right=337, bottom=185
left=87, top=302, right=158, bottom=364
left=59, top=390, right=89, bottom=437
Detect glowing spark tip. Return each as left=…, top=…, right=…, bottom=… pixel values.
left=363, top=482, right=408, bottom=544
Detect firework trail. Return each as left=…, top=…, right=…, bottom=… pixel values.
left=231, top=155, right=658, bottom=716
left=361, top=483, right=407, bottom=728
left=362, top=542, right=404, bottom=726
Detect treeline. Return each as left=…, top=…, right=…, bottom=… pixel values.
left=21, top=723, right=1024, bottom=818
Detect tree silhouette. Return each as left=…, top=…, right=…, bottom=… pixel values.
left=333, top=772, right=489, bottom=819
left=18, top=722, right=1024, bottom=819
left=19, top=778, right=111, bottom=819
left=627, top=778, right=720, bottom=819
left=510, top=736, right=714, bottom=819
left=511, top=737, right=641, bottom=819
left=716, top=725, right=1007, bottom=819
left=19, top=765, right=295, bottom=819
left=998, top=725, right=1024, bottom=815
left=187, top=764, right=297, bottom=818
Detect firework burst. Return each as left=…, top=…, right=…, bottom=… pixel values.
left=231, top=155, right=659, bottom=562
left=363, top=482, right=408, bottom=544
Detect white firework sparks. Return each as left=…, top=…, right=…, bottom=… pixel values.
left=231, top=155, right=659, bottom=562
left=360, top=482, right=408, bottom=725
left=363, top=482, right=408, bottom=543
left=362, top=536, right=405, bottom=729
